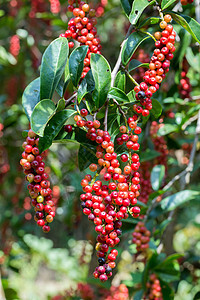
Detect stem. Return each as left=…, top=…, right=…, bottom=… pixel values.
left=112, top=98, right=128, bottom=127
left=142, top=31, right=157, bottom=42
left=111, top=24, right=134, bottom=87
left=155, top=1, right=164, bottom=20
left=64, top=92, right=77, bottom=107
left=124, top=68, right=139, bottom=86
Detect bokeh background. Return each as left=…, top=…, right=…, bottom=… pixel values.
left=0, top=0, right=200, bottom=299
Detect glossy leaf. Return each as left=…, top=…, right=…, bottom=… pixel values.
left=108, top=87, right=129, bottom=103
left=134, top=290, right=144, bottom=300
left=186, top=47, right=200, bottom=73
left=158, top=124, right=178, bottom=136
left=30, top=99, right=55, bottom=136
left=78, top=144, right=98, bottom=171
left=161, top=190, right=200, bottom=212
left=69, top=45, right=88, bottom=87
left=77, top=70, right=95, bottom=103
left=160, top=280, right=175, bottom=300
left=40, top=37, right=69, bottom=100
left=151, top=165, right=165, bottom=191
left=122, top=32, right=150, bottom=65
left=22, top=77, right=40, bottom=121
left=129, top=0, right=156, bottom=25
left=56, top=98, right=65, bottom=112
left=151, top=99, right=162, bottom=119
left=140, top=149, right=160, bottom=162
left=39, top=109, right=76, bottom=152
left=114, top=71, right=126, bottom=91
left=128, top=59, right=149, bottom=72
left=161, top=0, right=176, bottom=10
left=168, top=12, right=200, bottom=44
left=120, top=0, right=133, bottom=16
left=139, top=17, right=160, bottom=28
left=90, top=53, right=111, bottom=107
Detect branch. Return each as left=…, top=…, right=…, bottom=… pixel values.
left=112, top=98, right=128, bottom=127
left=104, top=100, right=109, bottom=131
left=182, top=113, right=199, bottom=130
left=64, top=92, right=77, bottom=107
left=111, top=24, right=134, bottom=87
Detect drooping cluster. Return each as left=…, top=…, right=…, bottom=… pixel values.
left=60, top=0, right=101, bottom=78
left=49, top=0, right=60, bottom=14
left=144, top=274, right=163, bottom=300
left=132, top=222, right=150, bottom=252
left=9, top=35, right=20, bottom=58
left=181, top=0, right=193, bottom=5
left=139, top=162, right=152, bottom=204
left=95, top=0, right=108, bottom=18
left=29, top=0, right=46, bottom=18
left=132, top=49, right=150, bottom=82
left=134, top=15, right=176, bottom=117
left=178, top=57, right=191, bottom=99
left=20, top=129, right=56, bottom=233
left=150, top=121, right=168, bottom=170
left=70, top=108, right=142, bottom=281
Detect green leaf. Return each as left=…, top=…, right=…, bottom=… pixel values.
left=40, top=37, right=69, bottom=100
left=30, top=99, right=55, bottom=136
left=90, top=53, right=111, bottom=107
left=114, top=71, right=126, bottom=91
left=161, top=190, right=200, bottom=212
left=56, top=98, right=65, bottom=112
left=173, top=30, right=191, bottom=65
left=39, top=109, right=76, bottom=152
left=78, top=144, right=98, bottom=171
left=129, top=0, right=156, bottom=25
left=108, top=87, right=129, bottom=103
left=122, top=32, right=150, bottom=65
left=157, top=124, right=178, bottom=136
left=160, top=280, right=175, bottom=300
left=151, top=99, right=162, bottom=119
left=186, top=47, right=200, bottom=73
left=134, top=290, right=144, bottom=300
left=22, top=77, right=40, bottom=121
left=69, top=45, right=88, bottom=87
left=140, top=149, right=160, bottom=162
left=120, top=0, right=133, bottom=16
left=151, top=165, right=165, bottom=191
left=77, top=70, right=95, bottom=103
left=128, top=59, right=149, bottom=72
left=168, top=12, right=200, bottom=44
left=161, top=0, right=176, bottom=10
left=138, top=17, right=160, bottom=28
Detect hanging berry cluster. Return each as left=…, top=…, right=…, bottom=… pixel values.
left=20, top=130, right=56, bottom=233
left=60, top=0, right=101, bottom=78
left=9, top=35, right=20, bottom=58
left=134, top=15, right=176, bottom=117
left=139, top=162, right=152, bottom=204
left=49, top=0, right=60, bottom=14
left=144, top=274, right=163, bottom=300
left=132, top=222, right=150, bottom=252
left=72, top=109, right=142, bottom=282
left=179, top=57, right=192, bottom=99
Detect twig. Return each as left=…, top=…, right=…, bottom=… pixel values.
left=123, top=68, right=139, bottom=86
left=112, top=98, right=128, bottom=127
left=64, top=92, right=77, bottom=107
left=182, top=113, right=199, bottom=131
left=111, top=24, right=134, bottom=87
left=155, top=1, right=164, bottom=20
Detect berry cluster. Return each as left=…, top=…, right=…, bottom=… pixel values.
left=178, top=57, right=191, bottom=99
left=181, top=0, right=193, bottom=5
left=60, top=0, right=101, bottom=78
left=20, top=129, right=56, bottom=233
left=144, top=274, right=163, bottom=300
left=70, top=109, right=142, bottom=281
left=9, top=35, right=20, bottom=58
left=150, top=121, right=168, bottom=170
left=49, top=0, right=60, bottom=14
left=29, top=0, right=46, bottom=18
left=132, top=49, right=150, bottom=82
left=132, top=222, right=150, bottom=252
left=95, top=0, right=108, bottom=18
left=139, top=162, right=152, bottom=204
left=133, top=15, right=176, bottom=118
left=100, top=284, right=129, bottom=300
